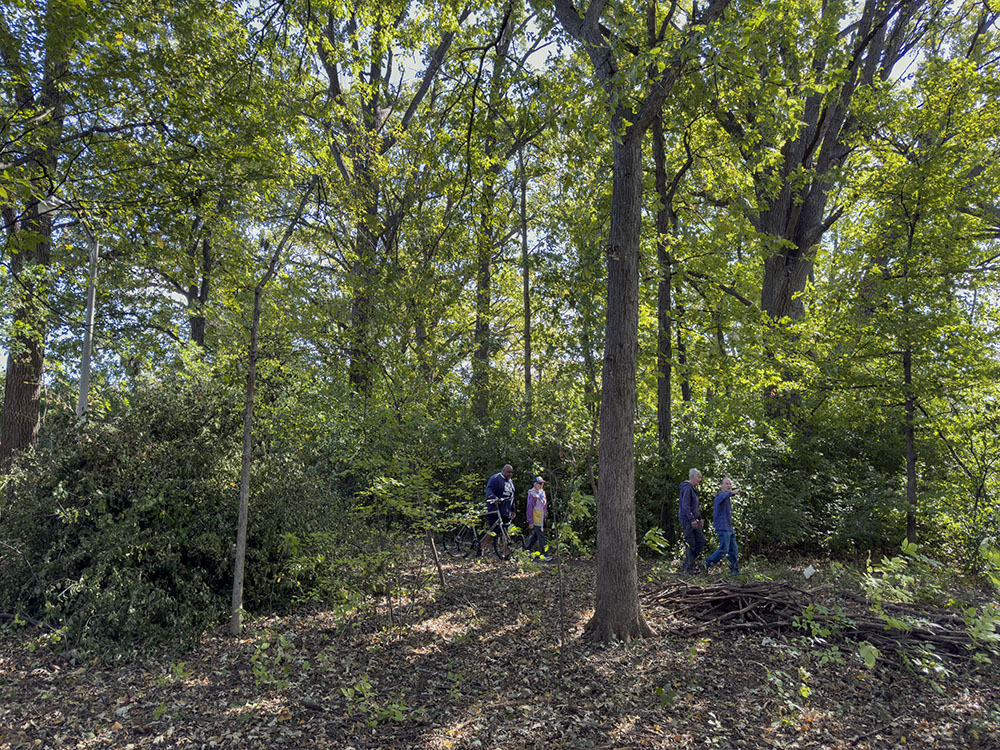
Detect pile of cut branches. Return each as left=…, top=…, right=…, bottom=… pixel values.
left=645, top=581, right=984, bottom=658
left=646, top=581, right=806, bottom=635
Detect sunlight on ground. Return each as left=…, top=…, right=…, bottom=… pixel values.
left=610, top=714, right=638, bottom=741
left=411, top=611, right=474, bottom=641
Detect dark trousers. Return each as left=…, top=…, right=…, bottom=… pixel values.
left=682, top=524, right=705, bottom=572
left=524, top=526, right=547, bottom=554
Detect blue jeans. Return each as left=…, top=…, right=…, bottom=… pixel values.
left=706, top=530, right=739, bottom=573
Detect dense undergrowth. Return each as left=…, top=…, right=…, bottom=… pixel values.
left=1, top=363, right=998, bottom=658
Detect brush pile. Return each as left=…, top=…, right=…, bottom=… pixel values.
left=645, top=581, right=985, bottom=657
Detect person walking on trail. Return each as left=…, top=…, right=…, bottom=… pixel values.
left=473, top=464, right=515, bottom=556
left=705, top=477, right=741, bottom=575
left=524, top=476, right=549, bottom=559
left=679, top=469, right=705, bottom=573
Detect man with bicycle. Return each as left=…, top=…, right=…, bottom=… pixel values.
left=473, top=464, right=515, bottom=556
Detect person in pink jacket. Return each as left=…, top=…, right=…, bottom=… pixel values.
left=524, top=477, right=549, bottom=559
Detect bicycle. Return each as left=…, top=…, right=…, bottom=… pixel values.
left=442, top=511, right=522, bottom=560
left=489, top=514, right=523, bottom=561
left=442, top=519, right=479, bottom=557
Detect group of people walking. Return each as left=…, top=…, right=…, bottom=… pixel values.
left=678, top=468, right=741, bottom=574
left=477, top=463, right=739, bottom=572
left=474, top=464, right=550, bottom=559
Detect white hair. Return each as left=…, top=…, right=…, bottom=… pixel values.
left=689, top=468, right=702, bottom=480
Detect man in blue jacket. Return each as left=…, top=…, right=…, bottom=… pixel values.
left=705, top=477, right=740, bottom=574
left=473, top=464, right=514, bottom=555
left=678, top=469, right=704, bottom=573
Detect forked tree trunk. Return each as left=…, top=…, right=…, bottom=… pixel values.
left=584, top=135, right=653, bottom=643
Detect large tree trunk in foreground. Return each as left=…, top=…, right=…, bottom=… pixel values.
left=552, top=0, right=732, bottom=643
left=584, top=135, right=653, bottom=643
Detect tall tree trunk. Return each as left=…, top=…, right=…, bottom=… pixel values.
left=76, top=228, right=99, bottom=420
left=675, top=306, right=692, bottom=402
left=552, top=0, right=732, bottom=644
left=348, top=164, right=379, bottom=393
left=230, top=270, right=265, bottom=637
left=470, top=7, right=514, bottom=422
left=188, top=231, right=212, bottom=347
left=904, top=348, right=917, bottom=544
left=472, top=236, right=493, bottom=420
left=0, top=6, right=70, bottom=468
left=520, top=147, right=532, bottom=421
left=1, top=207, right=52, bottom=467
left=651, top=114, right=688, bottom=541
left=230, top=184, right=314, bottom=636
left=584, top=135, right=653, bottom=643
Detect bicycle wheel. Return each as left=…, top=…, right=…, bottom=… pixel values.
left=507, top=527, right=523, bottom=555
left=445, top=525, right=477, bottom=556
left=493, top=526, right=522, bottom=560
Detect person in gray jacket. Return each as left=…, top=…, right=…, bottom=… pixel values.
left=678, top=469, right=704, bottom=573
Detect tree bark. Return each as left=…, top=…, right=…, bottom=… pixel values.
left=652, top=114, right=691, bottom=541
left=728, top=0, right=923, bottom=320
left=520, top=146, right=533, bottom=421
left=471, top=6, right=515, bottom=422
left=230, top=183, right=314, bottom=636
left=551, top=0, right=732, bottom=643
left=584, top=135, right=653, bottom=643
left=230, top=267, right=266, bottom=637
left=188, top=231, right=212, bottom=348
left=675, top=306, right=692, bottom=402
left=904, top=347, right=917, bottom=544
left=0, top=5, right=70, bottom=467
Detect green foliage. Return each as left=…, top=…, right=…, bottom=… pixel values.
left=642, top=526, right=670, bottom=556
left=863, top=538, right=949, bottom=607
left=555, top=489, right=596, bottom=555
left=858, top=641, right=881, bottom=670
left=0, top=370, right=333, bottom=655
left=251, top=632, right=296, bottom=690
left=341, top=674, right=410, bottom=727
left=863, top=539, right=1000, bottom=663
left=658, top=401, right=905, bottom=556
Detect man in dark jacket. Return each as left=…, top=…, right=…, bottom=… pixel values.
left=472, top=464, right=514, bottom=555
left=678, top=469, right=704, bottom=573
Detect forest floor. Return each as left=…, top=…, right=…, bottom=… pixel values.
left=2, top=551, right=999, bottom=749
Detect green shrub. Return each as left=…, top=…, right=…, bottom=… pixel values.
left=0, top=372, right=332, bottom=655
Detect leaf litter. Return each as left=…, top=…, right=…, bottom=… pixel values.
left=1, top=555, right=998, bottom=749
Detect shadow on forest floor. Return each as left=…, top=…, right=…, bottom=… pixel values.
left=1, top=553, right=998, bottom=749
